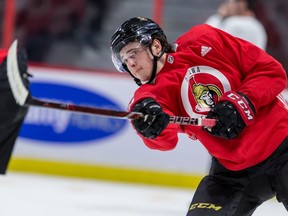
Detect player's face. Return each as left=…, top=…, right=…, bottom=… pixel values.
left=120, top=42, right=154, bottom=82
left=225, top=0, right=246, bottom=15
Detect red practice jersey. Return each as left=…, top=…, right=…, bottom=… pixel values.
left=0, top=49, right=8, bottom=64
left=129, top=24, right=288, bottom=171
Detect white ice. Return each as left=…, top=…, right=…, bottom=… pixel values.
left=0, top=172, right=287, bottom=216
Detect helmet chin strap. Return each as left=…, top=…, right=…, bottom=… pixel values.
left=124, top=45, right=167, bottom=86
left=146, top=45, right=166, bottom=84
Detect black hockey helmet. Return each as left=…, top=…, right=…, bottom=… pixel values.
left=110, top=17, right=167, bottom=73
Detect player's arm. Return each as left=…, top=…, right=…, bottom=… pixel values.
left=237, top=46, right=286, bottom=112
left=217, top=27, right=287, bottom=111
left=203, top=27, right=287, bottom=139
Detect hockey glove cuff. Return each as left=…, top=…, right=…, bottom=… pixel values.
left=132, top=98, right=170, bottom=139
left=219, top=91, right=255, bottom=126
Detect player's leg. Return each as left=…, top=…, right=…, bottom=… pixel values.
left=0, top=111, right=27, bottom=173
left=0, top=49, right=29, bottom=174
left=186, top=158, right=275, bottom=216
left=0, top=86, right=28, bottom=174
left=275, top=163, right=288, bottom=212
left=267, top=137, right=288, bottom=211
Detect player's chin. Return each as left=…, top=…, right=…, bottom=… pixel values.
left=140, top=78, right=150, bottom=84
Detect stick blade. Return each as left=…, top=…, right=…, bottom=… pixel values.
left=7, top=40, right=29, bottom=106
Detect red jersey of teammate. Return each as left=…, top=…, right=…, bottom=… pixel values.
left=129, top=24, right=288, bottom=171
left=0, top=49, right=8, bottom=63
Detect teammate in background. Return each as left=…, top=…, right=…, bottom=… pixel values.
left=110, top=17, right=288, bottom=215
left=205, top=0, right=267, bottom=50
left=0, top=48, right=30, bottom=174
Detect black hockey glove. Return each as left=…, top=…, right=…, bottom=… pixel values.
left=132, top=98, right=170, bottom=139
left=204, top=91, right=256, bottom=139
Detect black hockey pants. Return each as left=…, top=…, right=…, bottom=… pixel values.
left=186, top=137, right=288, bottom=216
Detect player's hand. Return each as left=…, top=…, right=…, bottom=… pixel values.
left=132, top=98, right=170, bottom=139
left=204, top=91, right=255, bottom=139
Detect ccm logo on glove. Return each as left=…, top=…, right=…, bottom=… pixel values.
left=220, top=91, right=255, bottom=126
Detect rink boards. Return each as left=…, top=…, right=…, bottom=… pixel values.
left=8, top=66, right=288, bottom=189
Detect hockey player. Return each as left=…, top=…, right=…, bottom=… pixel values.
left=0, top=48, right=30, bottom=174
left=110, top=17, right=288, bottom=215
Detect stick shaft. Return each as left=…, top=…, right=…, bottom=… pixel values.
left=27, top=97, right=143, bottom=119
left=26, top=97, right=216, bottom=127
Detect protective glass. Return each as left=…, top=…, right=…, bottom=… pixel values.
left=111, top=36, right=152, bottom=73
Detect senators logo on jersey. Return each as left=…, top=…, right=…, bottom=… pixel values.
left=181, top=65, right=231, bottom=117
left=192, top=83, right=222, bottom=112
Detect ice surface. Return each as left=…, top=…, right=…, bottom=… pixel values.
left=0, top=172, right=286, bottom=216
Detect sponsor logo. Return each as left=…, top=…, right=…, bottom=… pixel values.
left=201, top=46, right=212, bottom=57
left=277, top=93, right=288, bottom=110
left=226, top=92, right=254, bottom=120
left=189, top=202, right=222, bottom=211
left=20, top=82, right=127, bottom=143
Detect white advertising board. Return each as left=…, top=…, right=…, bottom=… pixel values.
left=13, top=66, right=288, bottom=176
left=13, top=66, right=212, bottom=175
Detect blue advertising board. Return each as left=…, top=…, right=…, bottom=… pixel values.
left=20, top=82, right=127, bottom=143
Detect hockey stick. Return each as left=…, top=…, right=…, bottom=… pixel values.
left=7, top=40, right=216, bottom=127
